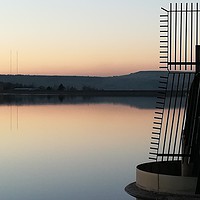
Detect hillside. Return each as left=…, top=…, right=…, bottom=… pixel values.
left=0, top=71, right=167, bottom=91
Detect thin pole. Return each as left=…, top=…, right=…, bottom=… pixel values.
left=197, top=3, right=199, bottom=45
left=10, top=50, right=12, bottom=74
left=191, top=3, right=193, bottom=70
left=16, top=51, right=18, bottom=74
left=185, top=3, right=188, bottom=70
left=180, top=3, right=183, bottom=70
left=169, top=3, right=172, bottom=70
left=10, top=106, right=12, bottom=131
left=175, top=3, right=178, bottom=70
left=17, top=106, right=19, bottom=130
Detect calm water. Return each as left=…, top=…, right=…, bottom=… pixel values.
left=0, top=96, right=155, bottom=200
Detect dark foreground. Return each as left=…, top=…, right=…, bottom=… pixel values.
left=125, top=182, right=200, bottom=200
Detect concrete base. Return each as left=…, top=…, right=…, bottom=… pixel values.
left=125, top=161, right=200, bottom=199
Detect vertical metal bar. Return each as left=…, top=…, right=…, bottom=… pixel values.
left=179, top=73, right=192, bottom=155
left=175, top=3, right=178, bottom=70
left=180, top=3, right=183, bottom=70
left=185, top=3, right=188, bottom=70
left=162, top=73, right=175, bottom=161
left=191, top=3, right=193, bottom=70
left=168, top=73, right=180, bottom=160
left=176, top=73, right=186, bottom=159
left=169, top=3, right=172, bottom=70
left=197, top=3, right=199, bottom=45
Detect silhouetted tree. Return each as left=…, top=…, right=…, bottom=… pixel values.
left=58, top=84, right=65, bottom=91
left=46, top=86, right=52, bottom=90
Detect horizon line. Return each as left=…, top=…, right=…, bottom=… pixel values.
left=0, top=70, right=161, bottom=77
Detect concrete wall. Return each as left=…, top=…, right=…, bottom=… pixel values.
left=136, top=161, right=197, bottom=195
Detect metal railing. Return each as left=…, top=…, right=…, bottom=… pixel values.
left=150, top=3, right=200, bottom=161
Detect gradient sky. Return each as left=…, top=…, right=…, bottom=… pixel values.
left=0, top=0, right=198, bottom=76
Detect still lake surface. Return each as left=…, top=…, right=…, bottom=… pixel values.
left=0, top=96, right=156, bottom=200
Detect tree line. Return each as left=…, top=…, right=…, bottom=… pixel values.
left=0, top=82, right=99, bottom=92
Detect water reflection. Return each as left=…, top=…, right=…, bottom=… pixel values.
left=0, top=97, right=155, bottom=200
left=0, top=95, right=156, bottom=109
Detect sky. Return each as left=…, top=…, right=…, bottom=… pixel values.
left=0, top=0, right=198, bottom=76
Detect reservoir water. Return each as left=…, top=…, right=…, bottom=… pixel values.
left=0, top=96, right=155, bottom=200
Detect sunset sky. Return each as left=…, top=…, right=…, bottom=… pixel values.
left=0, top=0, right=197, bottom=76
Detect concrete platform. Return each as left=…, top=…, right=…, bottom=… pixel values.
left=125, top=161, right=200, bottom=199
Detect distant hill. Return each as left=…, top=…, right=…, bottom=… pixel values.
left=0, top=71, right=167, bottom=91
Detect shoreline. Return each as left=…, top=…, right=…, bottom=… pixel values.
left=0, top=90, right=160, bottom=97
left=0, top=90, right=187, bottom=97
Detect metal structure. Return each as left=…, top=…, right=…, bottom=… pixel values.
left=125, top=3, right=200, bottom=197
left=149, top=3, right=200, bottom=168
